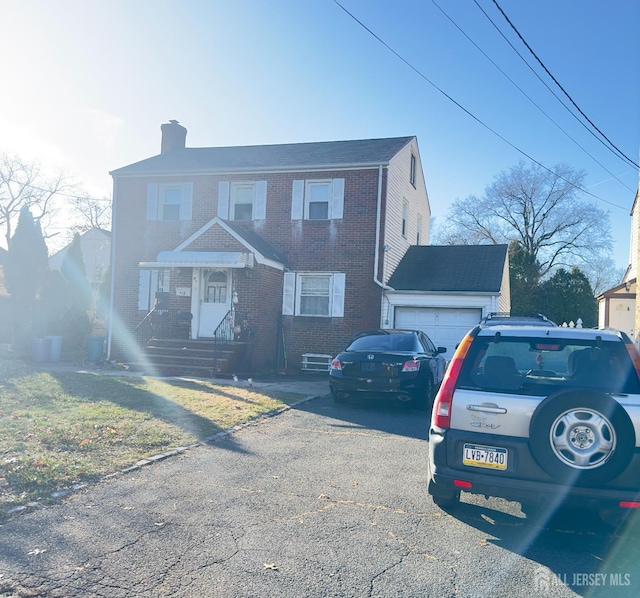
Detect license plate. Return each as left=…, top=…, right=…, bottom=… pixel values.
left=463, top=443, right=507, bottom=470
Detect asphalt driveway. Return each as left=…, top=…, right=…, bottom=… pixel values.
left=1, top=393, right=639, bottom=597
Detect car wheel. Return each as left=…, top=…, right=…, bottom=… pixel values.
left=331, top=391, right=347, bottom=404
left=428, top=479, right=460, bottom=509
left=432, top=492, right=460, bottom=510
left=411, top=378, right=433, bottom=411
left=529, top=390, right=635, bottom=485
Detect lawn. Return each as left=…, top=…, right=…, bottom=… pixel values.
left=0, top=357, right=305, bottom=515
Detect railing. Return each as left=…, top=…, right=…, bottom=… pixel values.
left=213, top=310, right=234, bottom=342
left=135, top=309, right=192, bottom=347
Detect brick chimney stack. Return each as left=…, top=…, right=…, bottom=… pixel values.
left=160, top=120, right=187, bottom=153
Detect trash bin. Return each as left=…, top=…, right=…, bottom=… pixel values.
left=87, top=336, right=105, bottom=362
left=31, top=337, right=51, bottom=362
left=47, top=335, right=63, bottom=362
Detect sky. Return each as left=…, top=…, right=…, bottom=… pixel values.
left=0, top=0, right=638, bottom=272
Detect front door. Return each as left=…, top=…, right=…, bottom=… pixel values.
left=198, top=270, right=231, bottom=337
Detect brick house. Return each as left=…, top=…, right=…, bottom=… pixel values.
left=107, top=121, right=509, bottom=375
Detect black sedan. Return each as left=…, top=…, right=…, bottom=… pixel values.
left=329, top=329, right=447, bottom=408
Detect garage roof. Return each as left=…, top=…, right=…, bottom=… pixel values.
left=388, top=245, right=508, bottom=292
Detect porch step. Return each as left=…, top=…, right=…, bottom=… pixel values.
left=130, top=338, right=250, bottom=377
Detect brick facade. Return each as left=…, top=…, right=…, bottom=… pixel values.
left=108, top=127, right=430, bottom=373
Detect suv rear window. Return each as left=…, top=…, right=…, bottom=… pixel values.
left=457, top=337, right=640, bottom=396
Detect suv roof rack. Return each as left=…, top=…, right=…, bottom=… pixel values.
left=480, top=312, right=557, bottom=327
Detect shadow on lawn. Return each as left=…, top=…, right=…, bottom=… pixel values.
left=45, top=371, right=251, bottom=452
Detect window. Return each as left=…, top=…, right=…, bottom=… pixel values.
left=146, top=183, right=193, bottom=221
left=160, top=186, right=182, bottom=221
left=291, top=178, right=344, bottom=220
left=416, top=214, right=422, bottom=245
left=282, top=272, right=345, bottom=317
left=410, top=153, right=416, bottom=187
left=231, top=183, right=255, bottom=221
left=217, top=180, right=267, bottom=220
left=402, top=201, right=408, bottom=237
left=306, top=181, right=330, bottom=220
left=138, top=269, right=171, bottom=311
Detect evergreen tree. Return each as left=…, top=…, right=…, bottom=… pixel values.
left=61, top=232, right=92, bottom=311
left=540, top=267, right=597, bottom=327
left=4, top=207, right=49, bottom=337
left=508, top=241, right=543, bottom=315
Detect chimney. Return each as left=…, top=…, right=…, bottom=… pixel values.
left=160, top=120, right=187, bottom=153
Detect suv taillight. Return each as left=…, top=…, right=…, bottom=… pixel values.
left=432, top=333, right=474, bottom=429
left=624, top=341, right=640, bottom=383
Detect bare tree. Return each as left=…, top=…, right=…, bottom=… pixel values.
left=0, top=154, right=75, bottom=247
left=70, top=194, right=112, bottom=234
left=434, top=161, right=612, bottom=278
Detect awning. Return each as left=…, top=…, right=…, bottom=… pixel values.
left=139, top=251, right=254, bottom=269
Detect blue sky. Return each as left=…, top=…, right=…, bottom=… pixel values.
left=1, top=0, right=638, bottom=271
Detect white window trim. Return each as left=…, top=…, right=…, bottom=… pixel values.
left=291, top=178, right=344, bottom=221
left=282, top=272, right=345, bottom=317
left=146, top=182, right=193, bottom=221
left=402, top=200, right=408, bottom=238
left=218, top=180, right=267, bottom=221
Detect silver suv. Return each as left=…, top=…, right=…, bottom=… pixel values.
left=428, top=320, right=640, bottom=520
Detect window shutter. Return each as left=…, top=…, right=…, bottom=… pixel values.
left=331, top=273, right=345, bottom=317
left=255, top=180, right=267, bottom=220
left=331, top=178, right=345, bottom=219
left=181, top=182, right=193, bottom=220
left=282, top=272, right=295, bottom=315
left=138, top=270, right=151, bottom=310
left=291, top=180, right=304, bottom=220
left=217, top=181, right=230, bottom=219
left=146, top=184, right=158, bottom=221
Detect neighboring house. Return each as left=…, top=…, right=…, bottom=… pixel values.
left=597, top=179, right=638, bottom=341
left=107, top=120, right=507, bottom=374
left=49, top=227, right=111, bottom=291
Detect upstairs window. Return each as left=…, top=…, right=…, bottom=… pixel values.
left=402, top=201, right=408, bottom=237
left=291, top=178, right=345, bottom=220
left=410, top=153, right=416, bottom=187
left=306, top=181, right=331, bottom=220
left=416, top=214, right=422, bottom=245
left=231, top=183, right=255, bottom=221
left=217, top=180, right=267, bottom=220
left=146, top=183, right=193, bottom=221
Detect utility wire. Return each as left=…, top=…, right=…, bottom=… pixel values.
left=330, top=0, right=627, bottom=210
left=430, top=0, right=633, bottom=193
left=489, top=0, right=638, bottom=169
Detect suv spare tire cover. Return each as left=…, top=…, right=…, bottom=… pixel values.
left=529, top=389, right=635, bottom=486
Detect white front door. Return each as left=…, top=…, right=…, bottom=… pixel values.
left=198, top=270, right=231, bottom=337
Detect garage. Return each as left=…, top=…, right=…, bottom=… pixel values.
left=394, top=307, right=482, bottom=359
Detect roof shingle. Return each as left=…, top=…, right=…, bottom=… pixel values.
left=387, top=245, right=508, bottom=292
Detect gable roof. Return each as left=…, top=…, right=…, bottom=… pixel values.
left=110, top=137, right=414, bottom=177
left=387, top=245, right=508, bottom=293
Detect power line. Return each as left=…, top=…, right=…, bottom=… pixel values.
left=330, top=0, right=628, bottom=211
left=430, top=0, right=633, bottom=193
left=488, top=0, right=638, bottom=169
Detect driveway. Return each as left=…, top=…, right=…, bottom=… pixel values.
left=0, top=394, right=639, bottom=597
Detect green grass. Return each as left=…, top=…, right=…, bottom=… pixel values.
left=0, top=357, right=304, bottom=513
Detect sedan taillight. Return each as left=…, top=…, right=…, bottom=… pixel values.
left=330, top=358, right=342, bottom=371
left=432, top=333, right=474, bottom=429
left=402, top=359, right=421, bottom=372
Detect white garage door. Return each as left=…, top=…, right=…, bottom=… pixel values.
left=394, top=307, right=482, bottom=359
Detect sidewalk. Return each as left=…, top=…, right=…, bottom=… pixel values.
left=33, top=360, right=331, bottom=398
